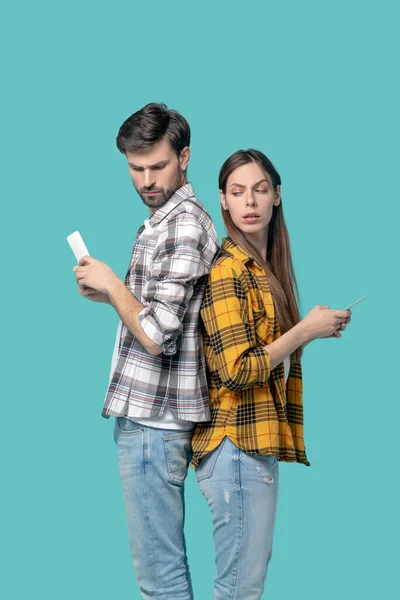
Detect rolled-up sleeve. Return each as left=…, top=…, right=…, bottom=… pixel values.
left=138, top=215, right=213, bottom=355
left=201, top=263, right=271, bottom=391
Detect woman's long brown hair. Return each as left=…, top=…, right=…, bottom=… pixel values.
left=219, top=149, right=303, bottom=363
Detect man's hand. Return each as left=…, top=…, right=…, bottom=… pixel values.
left=73, top=256, right=119, bottom=295
left=78, top=285, right=111, bottom=304
left=73, top=256, right=162, bottom=355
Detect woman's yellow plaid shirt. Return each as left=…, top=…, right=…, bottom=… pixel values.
left=191, top=237, right=310, bottom=468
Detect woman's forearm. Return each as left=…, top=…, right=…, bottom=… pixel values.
left=264, top=321, right=312, bottom=370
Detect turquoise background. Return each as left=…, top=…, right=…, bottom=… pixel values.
left=1, top=0, right=398, bottom=598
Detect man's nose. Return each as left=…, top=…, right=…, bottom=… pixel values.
left=143, top=169, right=156, bottom=188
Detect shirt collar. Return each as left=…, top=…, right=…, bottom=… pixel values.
left=147, top=182, right=195, bottom=227
left=221, top=236, right=255, bottom=265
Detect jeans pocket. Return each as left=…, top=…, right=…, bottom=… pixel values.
left=195, top=439, right=225, bottom=482
left=116, top=417, right=144, bottom=435
left=163, top=432, right=193, bottom=486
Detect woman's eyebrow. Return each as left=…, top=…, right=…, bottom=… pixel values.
left=252, top=178, right=269, bottom=187
left=229, top=178, right=270, bottom=189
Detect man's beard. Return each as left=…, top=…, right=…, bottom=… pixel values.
left=135, top=171, right=183, bottom=209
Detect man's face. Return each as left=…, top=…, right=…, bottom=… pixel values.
left=126, top=138, right=190, bottom=212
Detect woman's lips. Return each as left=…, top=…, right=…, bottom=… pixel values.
left=243, top=214, right=260, bottom=223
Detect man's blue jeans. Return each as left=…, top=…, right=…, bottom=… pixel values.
left=195, top=437, right=279, bottom=600
left=114, top=417, right=194, bottom=600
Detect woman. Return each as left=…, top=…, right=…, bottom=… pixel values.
left=191, top=149, right=351, bottom=600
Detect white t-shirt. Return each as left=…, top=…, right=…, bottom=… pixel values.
left=109, top=320, right=291, bottom=430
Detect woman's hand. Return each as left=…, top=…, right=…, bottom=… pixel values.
left=261, top=305, right=351, bottom=370
left=301, top=305, right=351, bottom=341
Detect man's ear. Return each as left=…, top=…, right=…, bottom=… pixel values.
left=179, top=146, right=191, bottom=172
left=220, top=190, right=228, bottom=211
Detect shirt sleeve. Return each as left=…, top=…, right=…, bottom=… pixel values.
left=138, top=214, right=216, bottom=355
left=200, top=262, right=271, bottom=391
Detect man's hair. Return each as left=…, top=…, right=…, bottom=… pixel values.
left=116, top=103, right=191, bottom=156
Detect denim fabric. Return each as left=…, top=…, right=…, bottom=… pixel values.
left=196, top=437, right=279, bottom=600
left=114, top=417, right=194, bottom=600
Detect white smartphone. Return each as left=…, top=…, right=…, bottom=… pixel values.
left=67, top=231, right=90, bottom=263
left=343, top=295, right=367, bottom=310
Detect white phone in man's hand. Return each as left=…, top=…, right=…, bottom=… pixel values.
left=343, top=295, right=368, bottom=310
left=67, top=231, right=90, bottom=263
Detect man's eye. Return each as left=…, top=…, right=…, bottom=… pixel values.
left=153, top=165, right=165, bottom=170
left=232, top=192, right=242, bottom=196
left=255, top=189, right=267, bottom=193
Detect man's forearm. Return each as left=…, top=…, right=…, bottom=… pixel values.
left=107, top=278, right=162, bottom=356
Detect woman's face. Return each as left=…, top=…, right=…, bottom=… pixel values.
left=221, top=162, right=281, bottom=236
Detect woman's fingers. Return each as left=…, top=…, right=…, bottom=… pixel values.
left=330, top=309, right=351, bottom=337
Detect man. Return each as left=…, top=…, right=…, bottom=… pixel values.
left=73, top=103, right=218, bottom=599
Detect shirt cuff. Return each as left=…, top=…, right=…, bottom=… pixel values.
left=138, top=308, right=178, bottom=355
left=253, top=346, right=271, bottom=385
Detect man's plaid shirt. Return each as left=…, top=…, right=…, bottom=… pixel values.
left=102, top=183, right=218, bottom=421
left=191, top=237, right=310, bottom=467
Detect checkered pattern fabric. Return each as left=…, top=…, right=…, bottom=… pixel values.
left=191, top=237, right=310, bottom=467
left=102, top=183, right=219, bottom=421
